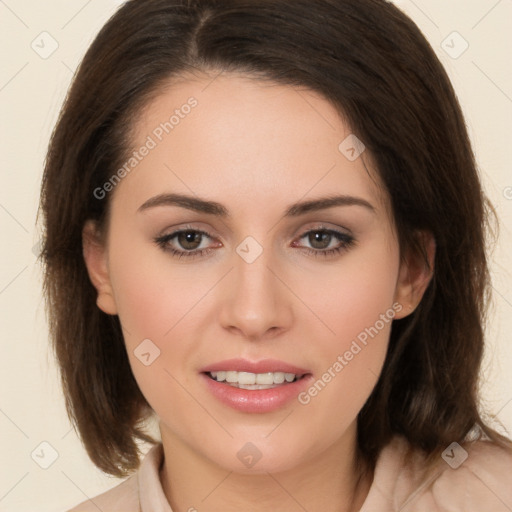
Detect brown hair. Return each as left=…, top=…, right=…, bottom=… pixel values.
left=38, top=0, right=510, bottom=477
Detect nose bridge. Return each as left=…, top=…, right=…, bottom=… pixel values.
left=219, top=236, right=291, bottom=338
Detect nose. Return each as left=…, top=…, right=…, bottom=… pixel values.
left=218, top=243, right=293, bottom=341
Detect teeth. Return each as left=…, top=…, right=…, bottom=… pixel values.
left=209, top=371, right=299, bottom=386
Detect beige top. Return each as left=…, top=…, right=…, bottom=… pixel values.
left=68, top=436, right=512, bottom=511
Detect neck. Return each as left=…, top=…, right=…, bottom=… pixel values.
left=159, top=422, right=372, bottom=512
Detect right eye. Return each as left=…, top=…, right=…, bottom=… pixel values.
left=154, top=228, right=218, bottom=259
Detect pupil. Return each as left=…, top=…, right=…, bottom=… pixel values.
left=180, top=231, right=200, bottom=249
left=310, top=231, right=330, bottom=249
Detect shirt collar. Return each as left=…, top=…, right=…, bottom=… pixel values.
left=138, top=443, right=174, bottom=511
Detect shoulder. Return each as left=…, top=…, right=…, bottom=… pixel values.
left=66, top=474, right=139, bottom=512
left=425, top=438, right=512, bottom=511
left=365, top=435, right=512, bottom=512
left=66, top=443, right=165, bottom=512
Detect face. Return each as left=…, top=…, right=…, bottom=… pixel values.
left=84, top=72, right=430, bottom=474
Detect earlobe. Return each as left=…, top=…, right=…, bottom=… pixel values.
left=393, top=231, right=435, bottom=319
left=82, top=220, right=118, bottom=315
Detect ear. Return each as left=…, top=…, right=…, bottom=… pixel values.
left=393, top=230, right=435, bottom=319
left=82, top=220, right=118, bottom=315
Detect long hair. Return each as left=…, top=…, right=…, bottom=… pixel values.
left=38, top=0, right=509, bottom=477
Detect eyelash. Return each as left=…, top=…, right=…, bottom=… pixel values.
left=153, top=225, right=356, bottom=260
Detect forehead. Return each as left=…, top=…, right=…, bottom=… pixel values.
left=112, top=72, right=390, bottom=221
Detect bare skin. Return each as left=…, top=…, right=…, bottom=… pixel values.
left=83, top=72, right=434, bottom=512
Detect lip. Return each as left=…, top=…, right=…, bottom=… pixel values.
left=199, top=358, right=310, bottom=375
left=200, top=373, right=314, bottom=413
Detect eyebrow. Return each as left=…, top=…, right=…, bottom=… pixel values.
left=137, top=193, right=376, bottom=217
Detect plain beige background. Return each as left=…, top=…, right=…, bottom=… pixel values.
left=0, top=0, right=511, bottom=510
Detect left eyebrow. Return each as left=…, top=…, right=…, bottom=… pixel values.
left=137, top=193, right=376, bottom=217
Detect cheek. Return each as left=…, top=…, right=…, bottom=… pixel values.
left=294, top=241, right=399, bottom=414
left=300, top=239, right=399, bottom=356
left=107, top=253, right=198, bottom=419
left=107, top=230, right=201, bottom=340
left=104, top=236, right=187, bottom=382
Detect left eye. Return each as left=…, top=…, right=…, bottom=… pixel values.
left=154, top=227, right=355, bottom=260
left=293, top=228, right=355, bottom=258
left=296, top=229, right=351, bottom=251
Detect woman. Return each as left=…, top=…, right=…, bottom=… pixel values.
left=39, top=0, right=512, bottom=510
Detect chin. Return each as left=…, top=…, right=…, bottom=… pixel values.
left=204, top=435, right=310, bottom=475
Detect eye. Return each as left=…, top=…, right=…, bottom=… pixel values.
left=154, top=227, right=216, bottom=260
left=292, top=227, right=355, bottom=258
left=153, top=225, right=355, bottom=260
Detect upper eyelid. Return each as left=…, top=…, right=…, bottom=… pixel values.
left=160, top=225, right=352, bottom=245
left=161, top=220, right=353, bottom=237
left=154, top=226, right=355, bottom=262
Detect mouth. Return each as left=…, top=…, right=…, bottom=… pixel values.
left=199, top=359, right=314, bottom=413
left=204, top=370, right=308, bottom=390
left=199, top=368, right=315, bottom=414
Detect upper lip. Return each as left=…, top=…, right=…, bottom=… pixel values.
left=200, top=358, right=310, bottom=376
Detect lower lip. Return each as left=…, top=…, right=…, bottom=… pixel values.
left=200, top=373, right=314, bottom=413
